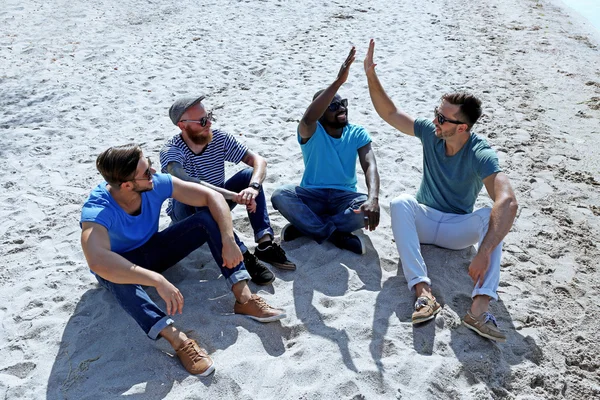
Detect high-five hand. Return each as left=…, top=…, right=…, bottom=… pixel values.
left=364, top=39, right=377, bottom=74
left=336, top=46, right=356, bottom=83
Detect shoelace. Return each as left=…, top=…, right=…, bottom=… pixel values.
left=414, top=297, right=430, bottom=310
left=244, top=252, right=258, bottom=267
left=271, top=243, right=286, bottom=258
left=482, top=312, right=499, bottom=327
left=253, top=296, right=271, bottom=311
left=181, top=341, right=205, bottom=363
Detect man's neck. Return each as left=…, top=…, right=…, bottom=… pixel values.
left=322, top=125, right=344, bottom=139
left=181, top=132, right=208, bottom=154
left=444, top=132, right=470, bottom=156
left=108, top=185, right=142, bottom=215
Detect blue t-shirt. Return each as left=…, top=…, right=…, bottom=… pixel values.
left=80, top=173, right=173, bottom=253
left=414, top=118, right=502, bottom=214
left=298, top=122, right=371, bottom=191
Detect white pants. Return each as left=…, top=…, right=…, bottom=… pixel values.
left=390, top=194, right=502, bottom=300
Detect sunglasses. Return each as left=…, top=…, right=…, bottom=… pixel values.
left=132, top=157, right=153, bottom=181
left=180, top=111, right=214, bottom=127
left=434, top=107, right=464, bottom=125
left=328, top=99, right=348, bottom=112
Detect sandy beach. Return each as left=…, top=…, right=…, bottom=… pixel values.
left=1, top=0, right=599, bottom=398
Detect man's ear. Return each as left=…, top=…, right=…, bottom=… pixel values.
left=119, top=181, right=134, bottom=191
left=459, top=124, right=469, bottom=134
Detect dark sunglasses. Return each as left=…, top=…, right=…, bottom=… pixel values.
left=132, top=157, right=153, bottom=181
left=434, top=107, right=464, bottom=125
left=180, top=111, right=214, bottom=127
left=328, top=99, right=348, bottom=112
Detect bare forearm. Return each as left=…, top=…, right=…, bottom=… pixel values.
left=88, top=251, right=163, bottom=287
left=478, top=197, right=518, bottom=256
left=167, top=163, right=236, bottom=200
left=206, top=191, right=236, bottom=241
left=250, top=159, right=267, bottom=185
left=301, top=79, right=343, bottom=124
left=366, top=71, right=399, bottom=121
left=365, top=166, right=380, bottom=201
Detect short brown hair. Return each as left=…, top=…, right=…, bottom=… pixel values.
left=96, top=144, right=142, bottom=186
left=441, top=92, right=482, bottom=129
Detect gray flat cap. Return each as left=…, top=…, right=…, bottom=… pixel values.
left=169, top=95, right=205, bottom=125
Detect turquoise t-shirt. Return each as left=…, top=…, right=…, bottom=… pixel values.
left=80, top=173, right=173, bottom=253
left=298, top=122, right=371, bottom=191
left=414, top=118, right=501, bottom=214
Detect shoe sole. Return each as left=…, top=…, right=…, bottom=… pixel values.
left=462, top=321, right=507, bottom=343
left=240, top=311, right=287, bottom=323
left=197, top=362, right=216, bottom=377
left=412, top=306, right=442, bottom=324
left=266, top=261, right=296, bottom=271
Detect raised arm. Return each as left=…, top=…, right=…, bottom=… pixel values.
left=357, top=143, right=380, bottom=231
left=298, top=47, right=356, bottom=140
left=171, top=176, right=243, bottom=268
left=364, top=39, right=415, bottom=136
left=81, top=222, right=184, bottom=315
left=468, top=172, right=518, bottom=284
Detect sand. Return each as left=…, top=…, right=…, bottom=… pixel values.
left=1, top=0, right=599, bottom=398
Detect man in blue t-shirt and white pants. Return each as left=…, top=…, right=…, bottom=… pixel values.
left=365, top=40, right=518, bottom=342
left=272, top=47, right=381, bottom=255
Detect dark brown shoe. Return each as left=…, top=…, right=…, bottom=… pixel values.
left=412, top=296, right=442, bottom=324
left=175, top=339, right=215, bottom=376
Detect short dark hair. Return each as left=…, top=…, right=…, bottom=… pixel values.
left=96, top=144, right=142, bottom=186
left=441, top=92, right=482, bottom=129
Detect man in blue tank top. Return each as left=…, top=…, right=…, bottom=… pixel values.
left=272, top=47, right=381, bottom=255
left=364, top=40, right=518, bottom=342
left=80, top=144, right=285, bottom=375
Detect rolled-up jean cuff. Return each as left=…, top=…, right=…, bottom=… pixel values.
left=227, top=269, right=251, bottom=288
left=471, top=288, right=498, bottom=301
left=148, top=316, right=174, bottom=340
left=254, top=228, right=274, bottom=243
left=407, top=277, right=432, bottom=291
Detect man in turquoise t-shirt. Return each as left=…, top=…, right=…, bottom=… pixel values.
left=364, top=40, right=518, bottom=342
left=272, top=47, right=380, bottom=255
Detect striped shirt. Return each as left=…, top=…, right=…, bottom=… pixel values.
left=160, top=129, right=248, bottom=214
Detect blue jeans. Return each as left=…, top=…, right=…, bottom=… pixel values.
left=271, top=184, right=367, bottom=243
left=96, top=211, right=251, bottom=340
left=170, top=168, right=274, bottom=251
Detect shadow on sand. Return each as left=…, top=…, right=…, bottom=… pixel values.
left=46, top=248, right=289, bottom=399
left=370, top=244, right=542, bottom=395
left=289, top=232, right=382, bottom=373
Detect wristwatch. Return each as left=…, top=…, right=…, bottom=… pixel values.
left=249, top=182, right=261, bottom=191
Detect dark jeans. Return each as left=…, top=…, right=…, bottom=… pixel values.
left=96, top=210, right=251, bottom=340
left=170, top=168, right=274, bottom=250
left=271, top=184, right=367, bottom=243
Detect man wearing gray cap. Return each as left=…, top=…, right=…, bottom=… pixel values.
left=160, top=96, right=296, bottom=285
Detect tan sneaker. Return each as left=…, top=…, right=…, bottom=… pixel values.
left=412, top=296, right=442, bottom=324
left=234, top=294, right=286, bottom=322
left=463, top=311, right=507, bottom=343
left=175, top=339, right=215, bottom=376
